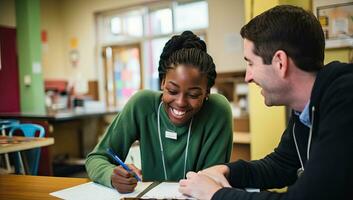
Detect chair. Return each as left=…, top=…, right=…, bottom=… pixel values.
left=7, top=124, right=45, bottom=175
left=0, top=119, right=20, bottom=173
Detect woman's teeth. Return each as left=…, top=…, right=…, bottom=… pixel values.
left=171, top=108, right=186, bottom=117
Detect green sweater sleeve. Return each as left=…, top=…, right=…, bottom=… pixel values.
left=85, top=91, right=152, bottom=187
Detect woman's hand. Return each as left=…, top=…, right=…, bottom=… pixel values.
left=111, top=164, right=142, bottom=193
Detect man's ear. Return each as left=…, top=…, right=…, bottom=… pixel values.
left=272, top=50, right=288, bottom=78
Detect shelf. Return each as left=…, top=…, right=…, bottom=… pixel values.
left=233, top=131, right=251, bottom=144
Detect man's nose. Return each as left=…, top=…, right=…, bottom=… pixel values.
left=245, top=68, right=253, bottom=83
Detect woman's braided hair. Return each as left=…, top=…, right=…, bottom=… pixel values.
left=158, top=31, right=217, bottom=90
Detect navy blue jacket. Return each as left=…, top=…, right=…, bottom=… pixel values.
left=213, top=61, right=353, bottom=200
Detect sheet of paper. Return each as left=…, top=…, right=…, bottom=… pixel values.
left=50, top=181, right=152, bottom=200
left=141, top=182, right=195, bottom=199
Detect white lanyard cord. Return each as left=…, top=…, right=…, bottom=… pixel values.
left=157, top=102, right=168, bottom=180
left=292, top=123, right=304, bottom=171
left=184, top=118, right=193, bottom=179
left=293, top=106, right=315, bottom=172
left=157, top=101, right=192, bottom=180
left=307, top=106, right=315, bottom=160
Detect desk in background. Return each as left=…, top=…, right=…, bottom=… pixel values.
left=0, top=108, right=119, bottom=176
left=0, top=174, right=89, bottom=200
left=0, top=136, right=54, bottom=154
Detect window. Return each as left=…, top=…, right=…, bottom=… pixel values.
left=97, top=0, right=208, bottom=106
left=147, top=8, right=173, bottom=36
left=174, top=1, right=208, bottom=32
left=110, top=14, right=144, bottom=37
left=110, top=17, right=122, bottom=35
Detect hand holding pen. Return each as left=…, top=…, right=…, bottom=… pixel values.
left=107, top=148, right=142, bottom=193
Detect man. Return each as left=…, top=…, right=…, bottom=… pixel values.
left=179, top=5, right=353, bottom=200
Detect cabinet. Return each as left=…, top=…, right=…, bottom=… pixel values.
left=213, top=72, right=251, bottom=161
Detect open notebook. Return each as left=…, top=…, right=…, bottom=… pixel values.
left=50, top=181, right=194, bottom=200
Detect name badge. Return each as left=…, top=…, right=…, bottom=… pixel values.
left=165, top=130, right=177, bottom=140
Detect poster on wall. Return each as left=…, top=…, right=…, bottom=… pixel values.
left=317, top=2, right=353, bottom=48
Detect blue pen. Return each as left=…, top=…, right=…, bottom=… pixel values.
left=106, top=148, right=142, bottom=181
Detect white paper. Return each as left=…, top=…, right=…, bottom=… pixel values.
left=50, top=181, right=152, bottom=200
left=141, top=182, right=195, bottom=199
left=32, top=62, right=42, bottom=74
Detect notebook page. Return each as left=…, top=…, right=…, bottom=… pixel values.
left=50, top=181, right=152, bottom=200
left=141, top=182, right=195, bottom=199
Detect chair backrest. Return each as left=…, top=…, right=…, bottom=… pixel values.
left=8, top=123, right=46, bottom=175
left=0, top=119, right=20, bottom=126
left=8, top=124, right=45, bottom=138
left=0, top=119, right=20, bottom=133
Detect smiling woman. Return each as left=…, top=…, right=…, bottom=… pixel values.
left=85, top=31, right=233, bottom=194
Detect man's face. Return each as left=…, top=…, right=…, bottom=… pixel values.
left=161, top=64, right=208, bottom=125
left=243, top=39, right=286, bottom=106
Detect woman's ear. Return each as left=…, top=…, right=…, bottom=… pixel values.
left=160, top=79, right=165, bottom=90
left=205, top=89, right=210, bottom=101
left=272, top=50, right=288, bottom=78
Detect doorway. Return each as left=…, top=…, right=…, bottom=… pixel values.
left=102, top=44, right=143, bottom=109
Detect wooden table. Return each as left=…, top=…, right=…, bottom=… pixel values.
left=0, top=174, right=90, bottom=200
left=0, top=109, right=118, bottom=175
left=0, top=136, right=54, bottom=154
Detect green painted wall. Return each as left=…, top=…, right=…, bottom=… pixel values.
left=15, top=0, right=45, bottom=112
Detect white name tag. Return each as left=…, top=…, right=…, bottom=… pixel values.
left=165, top=130, right=177, bottom=140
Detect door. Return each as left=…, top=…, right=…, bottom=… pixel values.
left=0, top=26, right=20, bottom=112
left=103, top=44, right=143, bottom=109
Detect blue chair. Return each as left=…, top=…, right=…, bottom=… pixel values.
left=0, top=119, right=20, bottom=127
left=0, top=119, right=20, bottom=172
left=7, top=124, right=45, bottom=175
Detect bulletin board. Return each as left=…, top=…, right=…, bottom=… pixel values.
left=317, top=2, right=353, bottom=48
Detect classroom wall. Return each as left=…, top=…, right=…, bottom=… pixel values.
left=208, top=0, right=245, bottom=72
left=42, top=0, right=146, bottom=84
left=40, top=0, right=67, bottom=79
left=0, top=0, right=16, bottom=27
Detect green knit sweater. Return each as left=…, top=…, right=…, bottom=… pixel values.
left=85, top=90, right=233, bottom=187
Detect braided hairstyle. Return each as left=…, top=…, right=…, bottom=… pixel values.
left=158, top=31, right=217, bottom=91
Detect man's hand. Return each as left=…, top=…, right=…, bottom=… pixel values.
left=179, top=171, right=222, bottom=200
left=198, top=165, right=231, bottom=187
left=111, top=164, right=142, bottom=193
